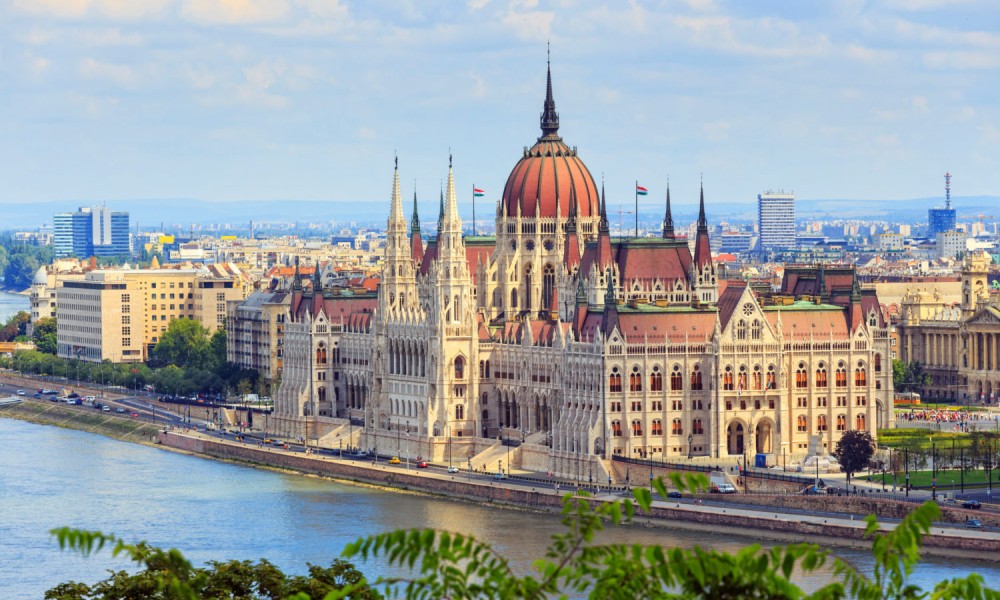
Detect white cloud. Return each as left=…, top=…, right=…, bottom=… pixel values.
left=844, top=43, right=894, bottom=63
left=923, top=50, right=1000, bottom=70
left=469, top=72, right=487, bottom=98
left=81, top=28, right=145, bottom=46
left=181, top=0, right=289, bottom=25
left=467, top=0, right=490, bottom=10
left=11, top=0, right=170, bottom=20
left=79, top=57, right=137, bottom=87
left=295, top=0, right=347, bottom=20
left=26, top=54, right=53, bottom=75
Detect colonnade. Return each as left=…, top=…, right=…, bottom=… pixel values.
left=924, top=332, right=958, bottom=368
left=969, top=331, right=1000, bottom=371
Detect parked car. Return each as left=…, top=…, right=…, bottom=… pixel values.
left=711, top=483, right=736, bottom=494
left=101, top=406, right=111, bottom=412
left=967, top=519, right=983, bottom=529
left=492, top=472, right=507, bottom=480
left=447, top=466, right=460, bottom=474
left=67, top=392, right=80, bottom=399
left=16, top=390, right=25, bottom=396
left=130, top=412, right=139, bottom=418
left=667, top=491, right=683, bottom=499
left=962, top=500, right=982, bottom=509
left=389, top=457, right=401, bottom=465
left=115, top=407, right=126, bottom=413
left=416, top=461, right=429, bottom=468
left=33, top=393, right=42, bottom=399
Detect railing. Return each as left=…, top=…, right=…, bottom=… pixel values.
left=612, top=455, right=715, bottom=473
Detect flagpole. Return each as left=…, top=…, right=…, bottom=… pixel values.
left=634, top=180, right=639, bottom=238
left=472, top=184, right=477, bottom=236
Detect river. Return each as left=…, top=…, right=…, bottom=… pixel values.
left=2, top=419, right=996, bottom=598
left=0, top=290, right=29, bottom=323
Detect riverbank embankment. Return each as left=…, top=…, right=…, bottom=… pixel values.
left=0, top=400, right=162, bottom=445
left=159, top=429, right=1000, bottom=563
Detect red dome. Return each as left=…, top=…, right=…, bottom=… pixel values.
left=501, top=138, right=599, bottom=219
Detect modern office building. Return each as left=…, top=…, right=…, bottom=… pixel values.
left=928, top=172, right=957, bottom=237
left=757, top=192, right=796, bottom=252
left=53, top=206, right=130, bottom=258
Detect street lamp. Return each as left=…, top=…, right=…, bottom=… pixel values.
left=687, top=433, right=693, bottom=459
left=931, top=436, right=937, bottom=501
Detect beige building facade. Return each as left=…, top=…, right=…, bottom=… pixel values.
left=227, top=290, right=290, bottom=392
left=898, top=251, right=1000, bottom=403
left=57, top=264, right=246, bottom=363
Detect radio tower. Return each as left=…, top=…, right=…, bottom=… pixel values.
left=945, top=172, right=952, bottom=209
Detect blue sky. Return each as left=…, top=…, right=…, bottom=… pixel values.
left=2, top=0, right=998, bottom=215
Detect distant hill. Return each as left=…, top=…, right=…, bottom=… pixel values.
left=1, top=196, right=997, bottom=230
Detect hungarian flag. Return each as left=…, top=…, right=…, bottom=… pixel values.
left=636, top=184, right=648, bottom=196
left=473, top=187, right=485, bottom=198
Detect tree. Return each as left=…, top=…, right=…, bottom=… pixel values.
left=1, top=311, right=30, bottom=342
left=150, top=319, right=212, bottom=369
left=49, top=474, right=998, bottom=599
left=3, top=253, right=40, bottom=290
left=46, top=530, right=380, bottom=600
left=33, top=317, right=58, bottom=354
left=892, top=360, right=931, bottom=394
left=834, top=429, right=875, bottom=491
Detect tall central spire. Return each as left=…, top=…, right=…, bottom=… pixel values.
left=539, top=42, right=560, bottom=139
left=662, top=181, right=675, bottom=240
left=697, top=178, right=708, bottom=231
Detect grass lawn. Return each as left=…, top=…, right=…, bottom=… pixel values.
left=877, top=428, right=976, bottom=450
left=861, top=468, right=1000, bottom=488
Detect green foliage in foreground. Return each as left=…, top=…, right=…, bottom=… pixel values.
left=49, top=474, right=999, bottom=599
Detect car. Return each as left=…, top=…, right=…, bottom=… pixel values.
left=263, top=438, right=274, bottom=444
left=962, top=500, right=982, bottom=510
left=16, top=390, right=25, bottom=396
left=101, top=406, right=111, bottom=412
left=711, top=483, right=737, bottom=494
left=388, top=457, right=401, bottom=464
left=967, top=519, right=983, bottom=529
left=67, top=392, right=80, bottom=399
left=416, top=461, right=429, bottom=468
left=93, top=403, right=103, bottom=409
left=115, top=407, right=126, bottom=413
left=447, top=466, right=460, bottom=474
left=667, top=491, right=683, bottom=499
left=33, top=393, right=42, bottom=399
left=492, top=472, right=507, bottom=480
left=130, top=412, right=139, bottom=418
left=85, top=396, right=95, bottom=402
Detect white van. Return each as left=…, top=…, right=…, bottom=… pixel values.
left=716, top=483, right=737, bottom=494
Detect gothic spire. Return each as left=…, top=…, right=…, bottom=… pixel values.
left=390, top=155, right=405, bottom=224
left=598, top=180, right=609, bottom=233
left=663, top=180, right=675, bottom=239
left=539, top=42, right=560, bottom=139
left=444, top=153, right=460, bottom=225
left=697, top=177, right=708, bottom=231
left=437, top=181, right=445, bottom=232
left=411, top=183, right=421, bottom=232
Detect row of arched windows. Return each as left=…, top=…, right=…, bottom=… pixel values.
left=796, top=414, right=867, bottom=433
left=611, top=418, right=705, bottom=437
left=609, top=365, right=704, bottom=393
left=793, top=360, right=875, bottom=389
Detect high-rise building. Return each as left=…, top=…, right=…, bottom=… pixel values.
left=757, top=191, right=796, bottom=251
left=53, top=206, right=130, bottom=258
left=928, top=172, right=956, bottom=237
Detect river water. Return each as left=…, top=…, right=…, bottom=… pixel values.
left=2, top=419, right=996, bottom=598
left=0, top=290, right=29, bottom=324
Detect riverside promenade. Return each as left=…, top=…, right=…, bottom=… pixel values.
left=159, top=428, right=1000, bottom=563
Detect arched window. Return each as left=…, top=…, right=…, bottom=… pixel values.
left=795, top=363, right=808, bottom=388
left=751, top=319, right=762, bottom=340
left=671, top=419, right=683, bottom=435
left=609, top=367, right=622, bottom=393
left=736, top=320, right=747, bottom=340
left=669, top=365, right=682, bottom=391
left=629, top=366, right=642, bottom=393
left=318, top=386, right=326, bottom=404
left=722, top=366, right=734, bottom=391
left=456, top=404, right=464, bottom=420
left=542, top=264, right=555, bottom=311
left=836, top=414, right=846, bottom=431
left=692, top=419, right=704, bottom=434
left=856, top=414, right=866, bottom=430
left=766, top=365, right=777, bottom=390
left=510, top=289, right=518, bottom=309
left=316, top=343, right=327, bottom=365
left=479, top=360, right=485, bottom=378
left=855, top=363, right=867, bottom=386
left=874, top=354, right=882, bottom=373
left=632, top=420, right=643, bottom=436
left=816, top=364, right=828, bottom=387
left=611, top=420, right=622, bottom=437
left=835, top=365, right=847, bottom=387
left=817, top=415, right=828, bottom=432
left=651, top=419, right=663, bottom=435
left=651, top=366, right=665, bottom=391
left=737, top=366, right=748, bottom=391
left=454, top=356, right=465, bottom=379
left=752, top=365, right=762, bottom=390
left=690, top=365, right=703, bottom=390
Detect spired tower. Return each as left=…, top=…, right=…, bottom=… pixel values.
left=486, top=57, right=602, bottom=322
left=691, top=184, right=718, bottom=306
left=380, top=157, right=418, bottom=317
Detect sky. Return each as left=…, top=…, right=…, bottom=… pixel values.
left=2, top=0, right=999, bottom=216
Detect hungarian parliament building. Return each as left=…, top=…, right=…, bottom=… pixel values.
left=272, top=64, right=895, bottom=480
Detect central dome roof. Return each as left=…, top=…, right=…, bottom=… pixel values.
left=500, top=62, right=599, bottom=220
